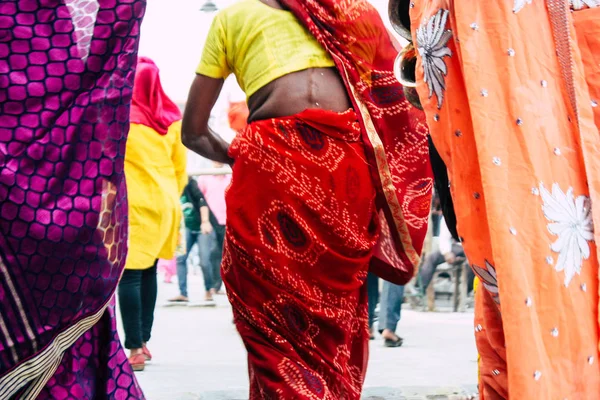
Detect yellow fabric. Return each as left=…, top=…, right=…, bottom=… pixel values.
left=124, top=121, right=187, bottom=270
left=196, top=0, right=335, bottom=98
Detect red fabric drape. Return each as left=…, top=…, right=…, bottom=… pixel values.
left=281, top=0, right=432, bottom=284
left=130, top=57, right=182, bottom=135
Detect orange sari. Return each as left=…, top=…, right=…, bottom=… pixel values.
left=410, top=1, right=600, bottom=399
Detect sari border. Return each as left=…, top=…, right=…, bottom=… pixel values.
left=0, top=293, right=111, bottom=399
left=19, top=351, right=64, bottom=400
left=339, top=61, right=420, bottom=268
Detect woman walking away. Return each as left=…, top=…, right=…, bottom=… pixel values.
left=182, top=0, right=432, bottom=397
left=0, top=1, right=146, bottom=398
left=120, top=57, right=187, bottom=372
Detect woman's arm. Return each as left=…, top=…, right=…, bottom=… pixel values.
left=181, top=75, right=233, bottom=165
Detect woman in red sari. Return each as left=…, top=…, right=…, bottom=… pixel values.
left=182, top=0, right=431, bottom=398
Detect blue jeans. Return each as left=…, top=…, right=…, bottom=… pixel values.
left=177, top=229, right=214, bottom=296
left=378, top=282, right=405, bottom=333
left=198, top=230, right=217, bottom=291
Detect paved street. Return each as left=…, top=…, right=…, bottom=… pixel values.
left=128, top=274, right=479, bottom=400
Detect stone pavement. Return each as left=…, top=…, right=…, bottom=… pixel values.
left=128, top=274, right=479, bottom=400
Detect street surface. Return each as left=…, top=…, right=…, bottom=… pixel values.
left=128, top=274, right=479, bottom=400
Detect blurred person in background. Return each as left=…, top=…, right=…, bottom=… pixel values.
left=378, top=282, right=405, bottom=347
left=419, top=217, right=474, bottom=294
left=168, top=176, right=219, bottom=304
left=119, top=57, right=187, bottom=372
left=226, top=83, right=249, bottom=134
left=197, top=161, right=230, bottom=295
left=0, top=2, right=147, bottom=397
left=181, top=0, right=431, bottom=397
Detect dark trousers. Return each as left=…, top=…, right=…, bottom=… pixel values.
left=367, top=272, right=379, bottom=329
left=210, top=224, right=225, bottom=291
left=419, top=244, right=474, bottom=292
left=119, top=262, right=158, bottom=349
left=379, top=282, right=404, bottom=333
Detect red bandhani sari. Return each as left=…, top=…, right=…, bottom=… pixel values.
left=281, top=0, right=432, bottom=284
left=223, top=1, right=431, bottom=399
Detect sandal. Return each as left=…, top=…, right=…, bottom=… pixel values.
left=384, top=336, right=404, bottom=348
left=167, top=295, right=189, bottom=303
left=128, top=353, right=146, bottom=371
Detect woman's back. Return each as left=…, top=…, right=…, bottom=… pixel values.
left=125, top=121, right=187, bottom=270
left=125, top=122, right=186, bottom=210
left=198, top=0, right=352, bottom=121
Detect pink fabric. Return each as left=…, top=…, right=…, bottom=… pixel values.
left=197, top=175, right=231, bottom=225
left=158, top=258, right=176, bottom=283
left=130, top=57, right=181, bottom=135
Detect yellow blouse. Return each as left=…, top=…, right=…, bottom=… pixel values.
left=196, top=0, right=335, bottom=98
left=124, top=121, right=187, bottom=270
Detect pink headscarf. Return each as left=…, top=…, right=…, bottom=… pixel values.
left=130, top=57, right=182, bottom=135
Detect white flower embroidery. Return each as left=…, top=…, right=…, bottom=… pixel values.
left=540, top=183, right=594, bottom=286
left=513, top=0, right=532, bottom=13
left=416, top=9, right=452, bottom=109
left=570, top=0, right=600, bottom=9
left=472, top=260, right=500, bottom=305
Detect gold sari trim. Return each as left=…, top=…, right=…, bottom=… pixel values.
left=0, top=295, right=111, bottom=399
left=340, top=61, right=420, bottom=267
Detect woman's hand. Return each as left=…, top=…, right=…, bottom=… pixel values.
left=201, top=221, right=213, bottom=235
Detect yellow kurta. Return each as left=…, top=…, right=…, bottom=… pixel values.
left=124, top=121, right=187, bottom=270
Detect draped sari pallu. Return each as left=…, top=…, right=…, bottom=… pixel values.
left=223, top=1, right=432, bottom=399
left=0, top=1, right=146, bottom=398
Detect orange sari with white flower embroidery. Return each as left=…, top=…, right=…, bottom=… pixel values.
left=410, top=1, right=600, bottom=399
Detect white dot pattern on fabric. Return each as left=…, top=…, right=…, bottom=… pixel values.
left=509, top=227, right=517, bottom=235
left=541, top=80, right=548, bottom=87
left=534, top=371, right=542, bottom=381
left=507, top=48, right=515, bottom=56
left=525, top=297, right=532, bottom=307
left=470, top=22, right=479, bottom=30
left=551, top=328, right=559, bottom=337
left=493, top=157, right=502, bottom=166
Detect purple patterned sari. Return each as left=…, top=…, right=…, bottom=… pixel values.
left=0, top=1, right=146, bottom=398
